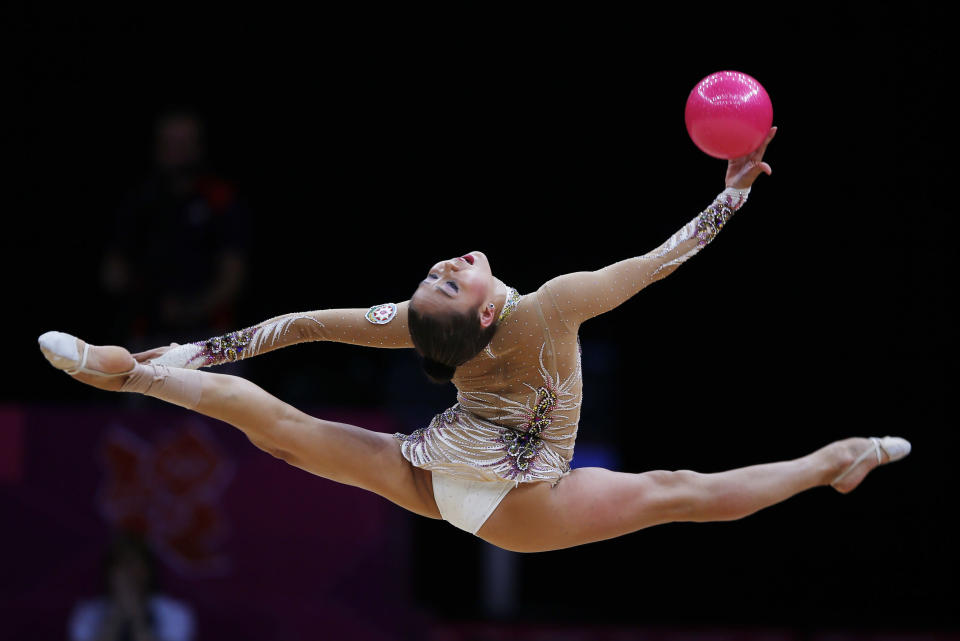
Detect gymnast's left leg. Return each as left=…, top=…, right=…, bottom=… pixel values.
left=477, top=438, right=909, bottom=553
left=38, top=332, right=441, bottom=519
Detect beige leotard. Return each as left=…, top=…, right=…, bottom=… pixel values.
left=152, top=188, right=749, bottom=486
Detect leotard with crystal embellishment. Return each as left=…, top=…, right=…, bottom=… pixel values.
left=151, top=188, right=749, bottom=486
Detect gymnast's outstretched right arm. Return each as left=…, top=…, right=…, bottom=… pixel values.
left=137, top=302, right=414, bottom=369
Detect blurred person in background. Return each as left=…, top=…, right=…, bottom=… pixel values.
left=67, top=530, right=195, bottom=641
left=100, top=109, right=252, bottom=351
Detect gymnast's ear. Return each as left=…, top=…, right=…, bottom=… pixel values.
left=479, top=302, right=497, bottom=328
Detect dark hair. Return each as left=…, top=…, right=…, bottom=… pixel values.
left=408, top=300, right=497, bottom=384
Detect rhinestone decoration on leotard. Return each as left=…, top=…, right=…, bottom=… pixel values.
left=185, top=314, right=325, bottom=368
left=694, top=189, right=748, bottom=248
left=498, top=287, right=521, bottom=323
left=696, top=200, right=734, bottom=247
left=500, top=386, right=557, bottom=472
left=483, top=285, right=521, bottom=359
left=394, top=406, right=458, bottom=444
left=204, top=328, right=256, bottom=363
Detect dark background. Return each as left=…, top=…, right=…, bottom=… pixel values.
left=4, top=3, right=955, bottom=638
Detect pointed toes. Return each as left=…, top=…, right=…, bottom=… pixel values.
left=882, top=436, right=911, bottom=462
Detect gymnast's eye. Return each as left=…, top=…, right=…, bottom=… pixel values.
left=447, top=281, right=459, bottom=292
left=427, top=273, right=438, bottom=280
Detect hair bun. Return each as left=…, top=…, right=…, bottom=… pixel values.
left=421, top=357, right=456, bottom=384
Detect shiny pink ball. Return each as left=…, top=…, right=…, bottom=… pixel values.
left=685, top=70, right=773, bottom=159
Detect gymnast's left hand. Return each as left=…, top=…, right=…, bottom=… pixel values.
left=131, top=343, right=180, bottom=363
left=725, top=126, right=777, bottom=189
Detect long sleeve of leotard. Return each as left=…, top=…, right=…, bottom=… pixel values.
left=151, top=301, right=413, bottom=369
left=536, top=187, right=749, bottom=331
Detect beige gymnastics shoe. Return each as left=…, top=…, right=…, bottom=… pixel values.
left=38, top=331, right=136, bottom=377
left=831, top=436, right=911, bottom=493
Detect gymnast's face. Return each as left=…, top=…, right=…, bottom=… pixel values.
left=412, top=251, right=495, bottom=319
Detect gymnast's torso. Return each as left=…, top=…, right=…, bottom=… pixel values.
left=395, top=283, right=584, bottom=486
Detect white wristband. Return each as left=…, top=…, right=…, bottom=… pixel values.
left=722, top=186, right=751, bottom=198
left=719, top=186, right=750, bottom=210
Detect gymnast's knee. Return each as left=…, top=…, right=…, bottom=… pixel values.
left=246, top=432, right=296, bottom=463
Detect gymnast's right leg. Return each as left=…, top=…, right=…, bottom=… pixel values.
left=478, top=438, right=910, bottom=553
left=38, top=332, right=441, bottom=520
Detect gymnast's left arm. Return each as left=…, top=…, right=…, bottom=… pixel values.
left=537, top=127, right=777, bottom=331
left=133, top=301, right=414, bottom=369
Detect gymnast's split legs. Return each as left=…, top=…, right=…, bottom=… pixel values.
left=38, top=334, right=908, bottom=553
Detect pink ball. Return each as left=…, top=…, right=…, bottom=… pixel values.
left=685, top=70, right=773, bottom=159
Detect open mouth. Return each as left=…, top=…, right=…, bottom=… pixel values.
left=461, top=254, right=475, bottom=265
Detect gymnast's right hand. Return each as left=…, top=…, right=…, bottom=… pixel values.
left=131, top=343, right=180, bottom=363
left=725, top=126, right=777, bottom=189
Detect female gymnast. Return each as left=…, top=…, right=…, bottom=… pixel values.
left=38, top=126, right=910, bottom=553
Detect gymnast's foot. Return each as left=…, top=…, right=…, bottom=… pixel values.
left=38, top=331, right=137, bottom=392
left=828, top=436, right=911, bottom=494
